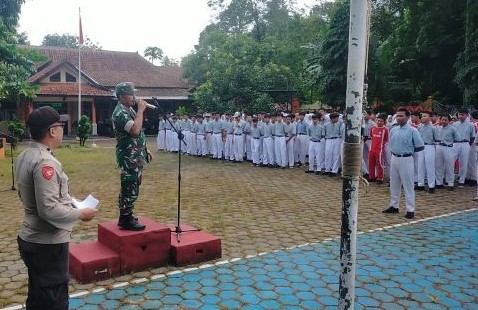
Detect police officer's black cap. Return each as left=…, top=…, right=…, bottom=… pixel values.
left=27, top=106, right=68, bottom=132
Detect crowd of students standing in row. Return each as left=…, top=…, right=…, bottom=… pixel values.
left=155, top=107, right=478, bottom=217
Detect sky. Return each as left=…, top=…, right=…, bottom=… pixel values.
left=17, top=0, right=318, bottom=62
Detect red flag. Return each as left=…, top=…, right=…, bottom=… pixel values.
left=79, top=11, right=84, bottom=45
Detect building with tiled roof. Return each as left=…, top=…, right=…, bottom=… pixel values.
left=3, top=46, right=193, bottom=136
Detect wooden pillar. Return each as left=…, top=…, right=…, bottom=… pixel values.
left=91, top=100, right=97, bottom=136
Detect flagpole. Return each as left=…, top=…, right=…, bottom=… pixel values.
left=78, top=7, right=82, bottom=133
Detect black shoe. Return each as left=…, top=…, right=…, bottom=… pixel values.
left=382, top=206, right=399, bottom=214
left=368, top=177, right=376, bottom=182
left=414, top=185, right=425, bottom=191
left=457, top=183, right=465, bottom=188
left=447, top=186, right=454, bottom=191
left=405, top=212, right=415, bottom=219
left=306, top=170, right=314, bottom=174
left=118, top=214, right=146, bottom=231
left=376, top=180, right=383, bottom=185
left=428, top=187, right=435, bottom=194
left=329, top=172, right=337, bottom=177
left=363, top=173, right=369, bottom=179
left=435, top=185, right=444, bottom=189
left=315, top=171, right=321, bottom=175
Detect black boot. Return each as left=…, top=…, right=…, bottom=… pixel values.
left=118, top=213, right=146, bottom=231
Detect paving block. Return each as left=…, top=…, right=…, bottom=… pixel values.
left=98, top=217, right=170, bottom=273
left=69, top=241, right=120, bottom=283
left=169, top=223, right=222, bottom=266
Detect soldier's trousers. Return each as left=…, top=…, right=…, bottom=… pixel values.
left=118, top=168, right=143, bottom=215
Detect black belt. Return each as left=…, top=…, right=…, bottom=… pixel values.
left=213, top=132, right=221, bottom=134
left=298, top=133, right=307, bottom=135
left=197, top=134, right=205, bottom=135
left=439, top=143, right=453, bottom=147
left=363, top=137, right=370, bottom=141
left=327, top=137, right=339, bottom=139
left=253, top=137, right=260, bottom=139
left=392, top=153, right=412, bottom=157
left=457, top=140, right=469, bottom=143
left=275, top=135, right=284, bottom=137
left=424, top=143, right=435, bottom=145
left=234, top=134, right=242, bottom=136
left=310, top=140, right=320, bottom=142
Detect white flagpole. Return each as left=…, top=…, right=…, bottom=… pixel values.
left=78, top=7, right=82, bottom=130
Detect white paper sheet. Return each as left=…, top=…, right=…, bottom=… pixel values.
left=72, top=194, right=99, bottom=209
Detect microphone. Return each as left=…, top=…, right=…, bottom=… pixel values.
left=133, top=99, right=157, bottom=109
left=145, top=103, right=157, bottom=109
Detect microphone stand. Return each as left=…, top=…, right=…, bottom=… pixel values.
left=151, top=98, right=198, bottom=243
left=0, top=131, right=17, bottom=191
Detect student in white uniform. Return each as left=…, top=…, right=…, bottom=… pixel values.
left=284, top=114, right=297, bottom=168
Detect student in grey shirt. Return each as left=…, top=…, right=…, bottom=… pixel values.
left=436, top=114, right=461, bottom=189
left=284, top=115, right=297, bottom=168
left=453, top=108, right=476, bottom=186
left=306, top=114, right=324, bottom=173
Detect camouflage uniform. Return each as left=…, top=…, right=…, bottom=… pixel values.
left=112, top=102, right=148, bottom=215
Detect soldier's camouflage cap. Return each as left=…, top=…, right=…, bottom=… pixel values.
left=115, top=82, right=137, bottom=97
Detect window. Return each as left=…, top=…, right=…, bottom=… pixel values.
left=66, top=72, right=76, bottom=82
left=50, top=72, right=61, bottom=82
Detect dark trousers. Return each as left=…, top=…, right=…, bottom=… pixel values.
left=118, top=169, right=143, bottom=215
left=17, top=237, right=69, bottom=310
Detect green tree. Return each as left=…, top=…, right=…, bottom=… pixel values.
left=161, top=56, right=179, bottom=66
left=315, top=0, right=350, bottom=107
left=7, top=117, right=24, bottom=148
left=0, top=0, right=45, bottom=100
left=455, top=0, right=478, bottom=106
left=144, top=46, right=163, bottom=65
left=42, top=33, right=102, bottom=49
left=76, top=115, right=92, bottom=146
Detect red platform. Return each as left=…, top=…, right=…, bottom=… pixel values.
left=98, top=217, right=171, bottom=273
left=169, top=224, right=222, bottom=266
left=69, top=241, right=120, bottom=283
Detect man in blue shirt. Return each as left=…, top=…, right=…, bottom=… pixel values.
left=383, top=107, right=424, bottom=219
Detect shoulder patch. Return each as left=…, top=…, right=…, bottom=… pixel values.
left=42, top=166, right=55, bottom=180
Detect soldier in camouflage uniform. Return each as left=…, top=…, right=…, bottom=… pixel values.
left=112, top=82, right=153, bottom=230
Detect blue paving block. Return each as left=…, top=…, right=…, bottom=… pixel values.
left=219, top=290, right=238, bottom=300
left=199, top=278, right=219, bottom=287
left=182, top=281, right=202, bottom=291
left=182, top=299, right=202, bottom=308
left=317, top=295, right=337, bottom=306
left=387, top=287, right=409, bottom=298
left=199, top=285, right=220, bottom=295
left=357, top=296, right=381, bottom=307
left=238, top=285, right=256, bottom=295
left=203, top=294, right=221, bottom=305
left=126, top=285, right=146, bottom=295
left=84, top=294, right=105, bottom=304
left=141, top=300, right=163, bottom=309
left=100, top=300, right=120, bottom=310
left=106, top=289, right=128, bottom=300
left=143, top=290, right=163, bottom=300
left=161, top=294, right=183, bottom=305
left=146, top=281, right=166, bottom=290
left=302, top=300, right=322, bottom=309
left=182, top=290, right=201, bottom=300
left=254, top=281, right=273, bottom=290
left=258, top=299, right=282, bottom=309
left=220, top=299, right=242, bottom=309
left=163, top=286, right=182, bottom=295
left=218, top=282, right=237, bottom=291
left=257, top=290, right=278, bottom=300
left=69, top=298, right=85, bottom=309
left=401, top=283, right=425, bottom=293
left=296, top=291, right=315, bottom=301
left=240, top=294, right=261, bottom=304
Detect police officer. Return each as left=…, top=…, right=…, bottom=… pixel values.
left=16, top=106, right=97, bottom=309
left=383, top=108, right=424, bottom=219
left=112, top=82, right=153, bottom=231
